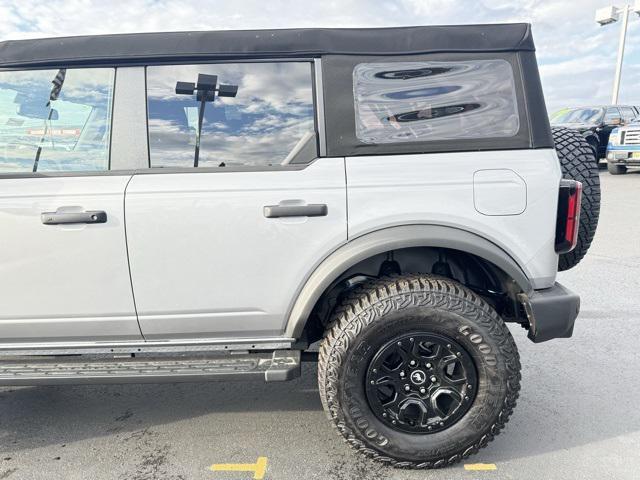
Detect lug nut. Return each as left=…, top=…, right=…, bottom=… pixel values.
left=430, top=376, right=437, bottom=382
left=392, top=420, right=397, bottom=425
left=409, top=360, right=416, bottom=367
left=370, top=380, right=375, bottom=385
left=404, top=385, right=411, bottom=392
left=426, top=363, right=432, bottom=369
left=409, top=337, right=414, bottom=342
left=400, top=371, right=405, bottom=378
left=456, top=352, right=462, bottom=357
left=447, top=344, right=452, bottom=348
left=419, top=387, right=426, bottom=394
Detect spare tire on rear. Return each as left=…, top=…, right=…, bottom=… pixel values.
left=552, top=127, right=600, bottom=271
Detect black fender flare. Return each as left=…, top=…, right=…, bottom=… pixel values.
left=283, top=224, right=532, bottom=338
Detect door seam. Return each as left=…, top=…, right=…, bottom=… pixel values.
left=123, top=173, right=145, bottom=340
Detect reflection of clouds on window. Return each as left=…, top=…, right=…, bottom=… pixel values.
left=0, top=68, right=114, bottom=173
left=147, top=62, right=316, bottom=168
left=354, top=60, right=519, bottom=144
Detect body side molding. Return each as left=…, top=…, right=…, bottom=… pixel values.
left=284, top=224, right=533, bottom=338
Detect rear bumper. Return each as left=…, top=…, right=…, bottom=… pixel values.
left=519, top=282, right=580, bottom=343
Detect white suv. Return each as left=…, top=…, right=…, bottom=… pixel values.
left=0, top=24, right=599, bottom=468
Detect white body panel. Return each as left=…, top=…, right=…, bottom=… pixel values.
left=124, top=158, right=347, bottom=339
left=0, top=149, right=561, bottom=346
left=0, top=176, right=141, bottom=343
left=345, top=149, right=561, bottom=288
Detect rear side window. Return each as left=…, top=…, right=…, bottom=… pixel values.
left=146, top=62, right=316, bottom=168
left=0, top=68, right=114, bottom=173
left=353, top=60, right=519, bottom=144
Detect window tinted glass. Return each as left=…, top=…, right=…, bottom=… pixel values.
left=604, top=107, right=621, bottom=123
left=620, top=107, right=636, bottom=122
left=0, top=68, right=114, bottom=173
left=551, top=107, right=603, bottom=125
left=353, top=60, right=519, bottom=144
left=147, top=63, right=316, bottom=168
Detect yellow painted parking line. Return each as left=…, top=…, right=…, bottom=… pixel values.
left=464, top=463, right=497, bottom=471
left=210, top=457, right=268, bottom=479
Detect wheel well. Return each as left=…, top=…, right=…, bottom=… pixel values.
left=302, top=246, right=525, bottom=344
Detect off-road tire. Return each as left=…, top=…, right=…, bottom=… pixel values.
left=552, top=127, right=601, bottom=271
left=607, top=163, right=627, bottom=175
left=318, top=275, right=521, bottom=468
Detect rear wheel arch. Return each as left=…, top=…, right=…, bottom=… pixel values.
left=284, top=225, right=532, bottom=340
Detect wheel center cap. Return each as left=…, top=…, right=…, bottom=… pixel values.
left=410, top=369, right=427, bottom=385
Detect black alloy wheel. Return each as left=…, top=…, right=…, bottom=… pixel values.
left=365, top=333, right=477, bottom=434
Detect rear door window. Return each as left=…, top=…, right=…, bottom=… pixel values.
left=353, top=60, right=520, bottom=144
left=146, top=62, right=317, bottom=168
left=0, top=68, right=115, bottom=173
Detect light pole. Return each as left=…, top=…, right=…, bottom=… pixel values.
left=175, top=74, right=238, bottom=167
left=595, top=2, right=640, bottom=104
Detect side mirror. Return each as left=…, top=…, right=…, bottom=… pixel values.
left=610, top=117, right=623, bottom=126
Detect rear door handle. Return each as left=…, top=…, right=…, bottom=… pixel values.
left=263, top=204, right=328, bottom=218
left=41, top=210, right=107, bottom=225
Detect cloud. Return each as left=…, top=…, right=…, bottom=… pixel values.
left=0, top=0, right=639, bottom=114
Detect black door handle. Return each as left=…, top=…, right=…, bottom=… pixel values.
left=41, top=210, right=107, bottom=225
left=263, top=204, right=328, bottom=218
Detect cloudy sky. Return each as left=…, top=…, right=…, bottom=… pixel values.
left=1, top=0, right=639, bottom=113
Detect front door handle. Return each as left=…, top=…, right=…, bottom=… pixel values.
left=41, top=210, right=107, bottom=225
left=263, top=204, right=328, bottom=218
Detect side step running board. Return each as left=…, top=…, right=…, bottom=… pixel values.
left=0, top=350, right=300, bottom=386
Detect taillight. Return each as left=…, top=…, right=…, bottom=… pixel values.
left=555, top=179, right=582, bottom=254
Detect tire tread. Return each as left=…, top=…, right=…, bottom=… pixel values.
left=552, top=127, right=601, bottom=271
left=318, top=274, right=521, bottom=469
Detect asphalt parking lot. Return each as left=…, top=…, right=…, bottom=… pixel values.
left=1, top=171, right=639, bottom=480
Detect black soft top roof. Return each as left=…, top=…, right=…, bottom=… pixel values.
left=0, top=23, right=534, bottom=68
